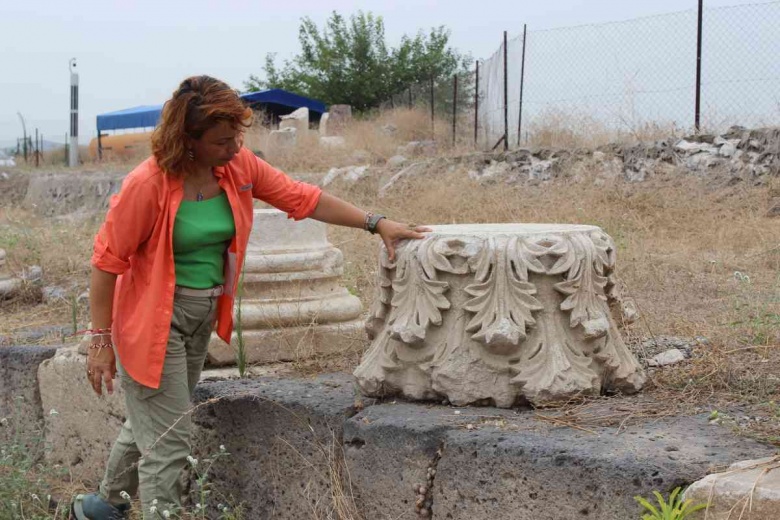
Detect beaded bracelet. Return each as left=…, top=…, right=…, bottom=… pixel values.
left=72, top=328, right=112, bottom=338
left=88, top=342, right=113, bottom=351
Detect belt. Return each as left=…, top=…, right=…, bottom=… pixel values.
left=174, top=285, right=224, bottom=298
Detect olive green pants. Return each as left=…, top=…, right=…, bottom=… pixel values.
left=99, top=292, right=218, bottom=518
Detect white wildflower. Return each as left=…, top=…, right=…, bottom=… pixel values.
left=120, top=491, right=131, bottom=500
left=163, top=510, right=171, bottom=518
left=219, top=444, right=226, bottom=452
left=31, top=494, right=39, bottom=501
left=49, top=409, right=59, bottom=416
left=194, top=503, right=202, bottom=511
left=152, top=499, right=158, bottom=506
left=186, top=455, right=198, bottom=467
left=149, top=505, right=157, bottom=514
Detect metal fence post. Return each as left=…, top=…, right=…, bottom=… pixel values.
left=518, top=24, right=527, bottom=147
left=35, top=128, right=39, bottom=167
left=695, top=0, right=703, bottom=132
left=430, top=75, right=435, bottom=140
left=503, top=30, right=509, bottom=151
left=453, top=74, right=458, bottom=145
left=475, top=61, right=480, bottom=146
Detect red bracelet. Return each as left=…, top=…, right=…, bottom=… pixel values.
left=71, top=328, right=112, bottom=337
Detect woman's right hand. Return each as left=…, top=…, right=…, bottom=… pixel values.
left=87, top=341, right=117, bottom=396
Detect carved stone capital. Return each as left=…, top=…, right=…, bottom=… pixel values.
left=354, top=224, right=645, bottom=407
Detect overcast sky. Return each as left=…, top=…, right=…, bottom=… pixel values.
left=0, top=0, right=767, bottom=145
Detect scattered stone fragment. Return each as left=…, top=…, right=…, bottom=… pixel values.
left=648, top=349, right=686, bottom=367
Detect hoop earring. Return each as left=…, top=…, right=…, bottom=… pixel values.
left=187, top=149, right=195, bottom=161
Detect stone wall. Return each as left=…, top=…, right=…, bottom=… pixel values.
left=1, top=344, right=776, bottom=518
left=1, top=170, right=124, bottom=217
left=0, top=345, right=59, bottom=449
left=5, top=127, right=780, bottom=218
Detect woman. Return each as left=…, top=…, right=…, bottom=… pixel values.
left=71, top=75, right=426, bottom=520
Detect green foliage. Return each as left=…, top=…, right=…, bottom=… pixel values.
left=245, top=11, right=471, bottom=111
left=634, top=487, right=707, bottom=520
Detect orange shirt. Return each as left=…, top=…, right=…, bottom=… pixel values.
left=91, top=147, right=322, bottom=388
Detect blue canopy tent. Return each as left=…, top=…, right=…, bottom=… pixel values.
left=95, top=89, right=327, bottom=157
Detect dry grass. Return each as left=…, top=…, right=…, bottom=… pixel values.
left=2, top=111, right=780, bottom=445
left=2, top=112, right=780, bottom=520
left=322, top=160, right=780, bottom=443
left=524, top=106, right=684, bottom=149
left=253, top=108, right=476, bottom=174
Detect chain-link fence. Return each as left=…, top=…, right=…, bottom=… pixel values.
left=482, top=1, right=780, bottom=149
left=380, top=72, right=475, bottom=145
left=386, top=1, right=780, bottom=150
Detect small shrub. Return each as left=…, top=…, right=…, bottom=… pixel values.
left=634, top=487, right=706, bottom=520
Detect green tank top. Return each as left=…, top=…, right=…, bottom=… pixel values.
left=172, top=191, right=236, bottom=289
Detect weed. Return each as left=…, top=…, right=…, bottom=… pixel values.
left=634, top=487, right=706, bottom=520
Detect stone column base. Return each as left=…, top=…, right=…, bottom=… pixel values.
left=207, top=319, right=366, bottom=366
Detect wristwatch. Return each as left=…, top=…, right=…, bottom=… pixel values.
left=365, top=212, right=386, bottom=234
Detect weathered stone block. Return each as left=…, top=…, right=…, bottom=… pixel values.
left=191, top=374, right=358, bottom=519
left=343, top=402, right=775, bottom=520
left=279, top=107, right=309, bottom=135
left=319, top=112, right=330, bottom=136
left=0, top=345, right=59, bottom=448
left=268, top=127, right=297, bottom=150
left=22, top=172, right=124, bottom=217
left=328, top=105, right=352, bottom=135
left=685, top=457, right=780, bottom=520
left=343, top=403, right=449, bottom=519
left=38, top=346, right=127, bottom=484
left=0, top=248, right=22, bottom=299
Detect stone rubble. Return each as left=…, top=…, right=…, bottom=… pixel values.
left=0, top=248, right=23, bottom=299
left=322, top=165, right=370, bottom=186
left=647, top=348, right=687, bottom=367
left=279, top=107, right=309, bottom=135
left=684, top=457, right=780, bottom=520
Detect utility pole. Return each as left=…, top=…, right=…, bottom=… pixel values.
left=69, top=58, right=79, bottom=167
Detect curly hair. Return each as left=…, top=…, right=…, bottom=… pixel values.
left=151, top=75, right=252, bottom=176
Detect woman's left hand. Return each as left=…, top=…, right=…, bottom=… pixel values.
left=376, top=219, right=432, bottom=262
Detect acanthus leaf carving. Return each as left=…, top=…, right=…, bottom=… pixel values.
left=510, top=310, right=600, bottom=403
left=554, top=233, right=611, bottom=329
left=387, top=239, right=451, bottom=345
left=366, top=245, right=396, bottom=340
left=464, top=237, right=544, bottom=350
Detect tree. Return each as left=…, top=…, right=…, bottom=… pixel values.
left=245, top=11, right=471, bottom=112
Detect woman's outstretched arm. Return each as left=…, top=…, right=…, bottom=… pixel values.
left=309, top=192, right=430, bottom=261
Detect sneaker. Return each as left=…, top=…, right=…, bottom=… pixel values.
left=70, top=492, right=130, bottom=520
